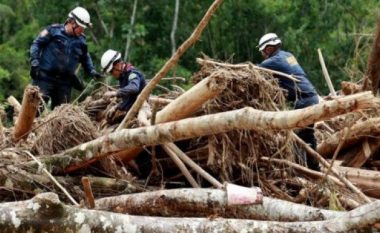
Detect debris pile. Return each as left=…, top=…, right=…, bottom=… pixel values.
left=1, top=57, right=380, bottom=231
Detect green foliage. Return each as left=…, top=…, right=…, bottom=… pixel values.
left=0, top=0, right=379, bottom=102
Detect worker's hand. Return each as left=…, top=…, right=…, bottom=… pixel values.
left=91, top=70, right=104, bottom=79
left=30, top=66, right=40, bottom=80
left=103, top=91, right=117, bottom=101
left=106, top=105, right=118, bottom=120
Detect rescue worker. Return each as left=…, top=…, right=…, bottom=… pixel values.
left=30, top=6, right=103, bottom=110
left=100, top=49, right=146, bottom=122
left=257, top=33, right=320, bottom=171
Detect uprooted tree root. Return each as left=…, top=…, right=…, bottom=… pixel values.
left=32, top=104, right=99, bottom=155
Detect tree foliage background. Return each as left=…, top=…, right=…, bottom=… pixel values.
left=0, top=0, right=379, bottom=102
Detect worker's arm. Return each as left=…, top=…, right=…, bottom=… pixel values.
left=116, top=73, right=141, bottom=97
left=30, top=28, right=52, bottom=67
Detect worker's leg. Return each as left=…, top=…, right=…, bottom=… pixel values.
left=51, top=84, right=72, bottom=109
left=296, top=125, right=320, bottom=171
left=295, top=95, right=320, bottom=171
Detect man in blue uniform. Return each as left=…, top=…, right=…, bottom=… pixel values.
left=258, top=33, right=320, bottom=171
left=30, top=6, right=103, bottom=110
left=100, top=49, right=146, bottom=122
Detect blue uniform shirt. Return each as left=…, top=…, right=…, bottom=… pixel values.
left=30, top=24, right=95, bottom=76
left=259, top=49, right=317, bottom=102
left=116, top=65, right=146, bottom=111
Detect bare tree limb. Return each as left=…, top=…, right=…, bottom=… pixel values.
left=116, top=0, right=224, bottom=130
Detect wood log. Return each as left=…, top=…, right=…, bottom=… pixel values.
left=95, top=188, right=342, bottom=221
left=13, top=85, right=40, bottom=141
left=317, top=117, right=380, bottom=157
left=333, top=166, right=380, bottom=198
left=341, top=138, right=380, bottom=167
left=37, top=91, right=378, bottom=173
left=116, top=0, right=224, bottom=130
left=1, top=192, right=380, bottom=232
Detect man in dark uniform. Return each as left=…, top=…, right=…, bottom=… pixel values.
left=30, top=6, right=102, bottom=110
left=257, top=33, right=320, bottom=171
left=100, top=49, right=146, bottom=122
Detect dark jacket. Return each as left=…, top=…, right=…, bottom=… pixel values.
left=116, top=64, right=146, bottom=111
left=259, top=49, right=317, bottom=102
left=30, top=24, right=95, bottom=79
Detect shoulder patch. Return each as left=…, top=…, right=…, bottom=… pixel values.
left=286, top=56, right=298, bottom=66
left=39, top=29, right=49, bottom=37
left=128, top=73, right=138, bottom=81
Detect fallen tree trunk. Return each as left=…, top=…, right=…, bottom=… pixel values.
left=333, top=165, right=380, bottom=198
left=95, top=188, right=342, bottom=221
left=317, top=117, right=380, bottom=157
left=35, top=91, right=378, bottom=172
left=1, top=192, right=380, bottom=233
left=13, top=85, right=40, bottom=141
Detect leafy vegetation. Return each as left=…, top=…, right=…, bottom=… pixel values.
left=0, top=0, right=379, bottom=102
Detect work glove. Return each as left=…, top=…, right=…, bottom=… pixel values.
left=30, top=66, right=40, bottom=80
left=91, top=70, right=104, bottom=79
left=103, top=91, right=117, bottom=101
left=106, top=105, right=118, bottom=120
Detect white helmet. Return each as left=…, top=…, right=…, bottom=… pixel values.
left=257, top=33, right=282, bottom=51
left=101, top=49, right=122, bottom=73
left=68, top=6, right=91, bottom=28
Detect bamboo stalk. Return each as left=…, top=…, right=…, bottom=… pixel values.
left=318, top=48, right=336, bottom=96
